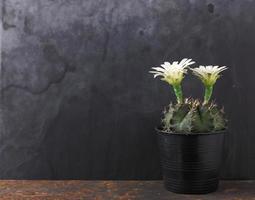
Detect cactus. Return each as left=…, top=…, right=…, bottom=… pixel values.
left=150, top=59, right=228, bottom=134
left=161, top=99, right=226, bottom=133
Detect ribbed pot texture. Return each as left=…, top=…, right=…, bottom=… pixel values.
left=156, top=129, right=225, bottom=194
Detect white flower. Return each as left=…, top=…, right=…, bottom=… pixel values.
left=149, top=58, right=195, bottom=85
left=190, top=65, right=227, bottom=86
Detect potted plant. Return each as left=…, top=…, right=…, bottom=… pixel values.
left=150, top=59, right=227, bottom=194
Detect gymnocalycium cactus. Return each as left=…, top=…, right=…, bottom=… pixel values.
left=150, top=59, right=227, bottom=134
left=162, top=99, right=226, bottom=133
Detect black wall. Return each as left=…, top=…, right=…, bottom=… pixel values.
left=1, top=0, right=255, bottom=179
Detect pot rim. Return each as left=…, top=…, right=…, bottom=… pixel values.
left=156, top=127, right=226, bottom=136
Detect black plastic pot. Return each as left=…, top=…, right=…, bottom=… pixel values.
left=156, top=129, right=225, bottom=194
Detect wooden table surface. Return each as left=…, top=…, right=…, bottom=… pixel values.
left=0, top=180, right=254, bottom=200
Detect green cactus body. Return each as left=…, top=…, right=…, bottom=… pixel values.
left=161, top=99, right=226, bottom=134
left=192, top=104, right=214, bottom=132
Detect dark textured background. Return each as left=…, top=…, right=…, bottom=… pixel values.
left=0, top=0, right=255, bottom=179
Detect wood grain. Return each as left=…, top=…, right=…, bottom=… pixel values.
left=0, top=181, right=254, bottom=200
